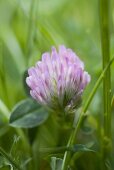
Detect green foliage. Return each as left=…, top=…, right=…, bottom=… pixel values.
left=69, top=144, right=96, bottom=153
left=10, top=99, right=49, bottom=128
left=0, top=0, right=114, bottom=169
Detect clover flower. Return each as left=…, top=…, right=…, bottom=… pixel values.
left=26, top=45, right=90, bottom=114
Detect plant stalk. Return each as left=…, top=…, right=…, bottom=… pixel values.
left=61, top=57, right=114, bottom=170
left=100, top=0, right=112, bottom=169
left=26, top=0, right=38, bottom=63
left=100, top=0, right=111, bottom=139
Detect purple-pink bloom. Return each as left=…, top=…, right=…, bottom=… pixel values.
left=26, top=45, right=90, bottom=113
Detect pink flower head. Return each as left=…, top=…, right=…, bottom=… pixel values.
left=26, top=45, right=90, bottom=113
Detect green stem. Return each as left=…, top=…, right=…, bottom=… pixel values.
left=100, top=0, right=111, bottom=139
left=0, top=147, right=22, bottom=170
left=100, top=0, right=112, bottom=169
left=15, top=128, right=30, bottom=152
left=61, top=57, right=114, bottom=170
left=39, top=145, right=76, bottom=154
left=111, top=95, right=114, bottom=107
left=26, top=0, right=38, bottom=63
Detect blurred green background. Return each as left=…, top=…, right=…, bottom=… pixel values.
left=0, top=0, right=114, bottom=169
